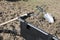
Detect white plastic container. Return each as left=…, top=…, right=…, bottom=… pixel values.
left=44, top=13, right=54, bottom=23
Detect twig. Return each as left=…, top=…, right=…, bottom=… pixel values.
left=0, top=14, right=27, bottom=26
left=0, top=17, right=18, bottom=26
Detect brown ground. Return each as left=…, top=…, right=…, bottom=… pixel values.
left=0, top=0, right=60, bottom=40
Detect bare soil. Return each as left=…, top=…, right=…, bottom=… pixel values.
left=0, top=0, right=60, bottom=40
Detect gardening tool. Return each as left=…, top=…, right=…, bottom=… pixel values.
left=0, top=12, right=58, bottom=40
left=19, top=13, right=58, bottom=40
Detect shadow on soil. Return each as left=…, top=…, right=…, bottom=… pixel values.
left=6, top=0, right=20, bottom=2
left=6, top=0, right=28, bottom=2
